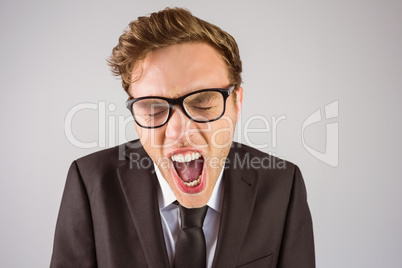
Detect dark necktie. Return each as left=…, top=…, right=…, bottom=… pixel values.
left=174, top=204, right=208, bottom=268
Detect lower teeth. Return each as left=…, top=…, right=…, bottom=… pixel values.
left=183, top=175, right=202, bottom=187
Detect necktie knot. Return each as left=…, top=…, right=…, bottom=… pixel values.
left=179, top=204, right=208, bottom=229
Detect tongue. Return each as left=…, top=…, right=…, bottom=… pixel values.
left=173, top=158, right=204, bottom=183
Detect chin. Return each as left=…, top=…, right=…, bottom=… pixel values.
left=175, top=190, right=213, bottom=208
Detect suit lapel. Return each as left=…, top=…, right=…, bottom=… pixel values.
left=212, top=147, right=258, bottom=267
left=117, top=142, right=170, bottom=267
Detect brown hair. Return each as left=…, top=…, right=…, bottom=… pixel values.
left=108, top=7, right=242, bottom=94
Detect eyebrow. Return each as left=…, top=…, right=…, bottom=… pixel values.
left=135, top=85, right=230, bottom=99
left=171, top=85, right=213, bottom=98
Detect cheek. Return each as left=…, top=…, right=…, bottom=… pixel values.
left=136, top=126, right=149, bottom=149
left=134, top=124, right=143, bottom=139
left=135, top=127, right=156, bottom=157
left=209, top=116, right=236, bottom=147
left=136, top=126, right=165, bottom=146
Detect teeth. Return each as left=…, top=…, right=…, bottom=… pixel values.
left=182, top=175, right=202, bottom=187
left=184, top=154, right=191, bottom=162
left=171, top=152, right=202, bottom=163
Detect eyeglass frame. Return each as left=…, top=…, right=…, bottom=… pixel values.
left=125, top=85, right=235, bottom=129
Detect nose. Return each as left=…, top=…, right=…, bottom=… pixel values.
left=165, top=106, right=190, bottom=141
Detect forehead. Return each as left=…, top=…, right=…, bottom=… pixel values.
left=129, top=42, right=229, bottom=98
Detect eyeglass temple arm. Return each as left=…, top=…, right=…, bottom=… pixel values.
left=228, top=85, right=236, bottom=95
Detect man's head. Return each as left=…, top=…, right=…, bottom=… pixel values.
left=108, top=7, right=242, bottom=93
left=109, top=8, right=243, bottom=208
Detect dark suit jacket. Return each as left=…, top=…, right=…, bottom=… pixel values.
left=50, top=140, right=315, bottom=267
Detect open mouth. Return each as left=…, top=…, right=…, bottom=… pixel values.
left=170, top=151, right=205, bottom=191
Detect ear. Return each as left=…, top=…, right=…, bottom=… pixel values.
left=235, top=87, right=243, bottom=122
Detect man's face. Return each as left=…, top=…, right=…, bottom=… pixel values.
left=129, top=42, right=243, bottom=208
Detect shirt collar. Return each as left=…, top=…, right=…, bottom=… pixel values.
left=154, top=163, right=224, bottom=213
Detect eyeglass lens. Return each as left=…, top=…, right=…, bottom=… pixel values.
left=132, top=90, right=225, bottom=127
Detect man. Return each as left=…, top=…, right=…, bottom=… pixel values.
left=51, top=7, right=315, bottom=268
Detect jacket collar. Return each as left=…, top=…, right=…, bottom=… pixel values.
left=117, top=140, right=170, bottom=267
left=212, top=144, right=258, bottom=267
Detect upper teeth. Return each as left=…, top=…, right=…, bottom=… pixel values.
left=171, top=152, right=202, bottom=163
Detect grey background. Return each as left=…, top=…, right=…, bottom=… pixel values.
left=1, top=0, right=401, bottom=267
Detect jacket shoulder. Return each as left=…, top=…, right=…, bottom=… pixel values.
left=73, top=139, right=143, bottom=178
left=230, top=142, right=296, bottom=174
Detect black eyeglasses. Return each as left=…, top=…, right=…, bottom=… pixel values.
left=126, top=86, right=235, bottom=129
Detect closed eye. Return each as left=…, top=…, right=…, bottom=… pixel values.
left=148, top=111, right=166, bottom=117
left=193, top=106, right=212, bottom=110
